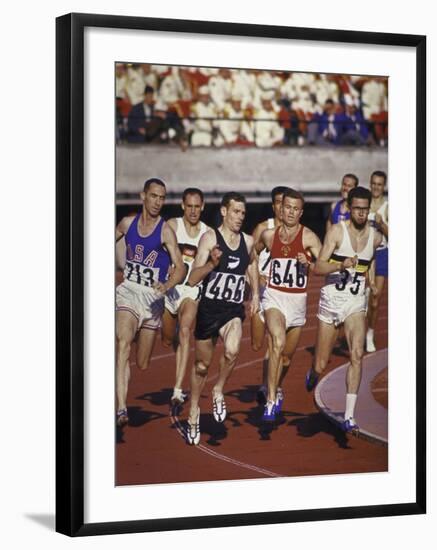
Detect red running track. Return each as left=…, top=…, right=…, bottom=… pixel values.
left=116, top=276, right=388, bottom=486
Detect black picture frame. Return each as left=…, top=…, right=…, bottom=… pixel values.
left=56, top=12, right=426, bottom=537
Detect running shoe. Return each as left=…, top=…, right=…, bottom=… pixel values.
left=116, top=408, right=128, bottom=427
left=256, top=385, right=267, bottom=405
left=262, top=400, right=277, bottom=422
left=305, top=368, right=319, bottom=392
left=186, top=408, right=200, bottom=445
left=212, top=392, right=227, bottom=423
left=342, top=418, right=360, bottom=435
left=275, top=387, right=284, bottom=414
left=170, top=388, right=188, bottom=407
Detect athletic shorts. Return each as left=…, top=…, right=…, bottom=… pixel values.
left=375, top=247, right=388, bottom=277
left=317, top=284, right=367, bottom=327
left=194, top=300, right=245, bottom=340
left=255, top=283, right=268, bottom=323
left=261, top=286, right=307, bottom=329
left=116, top=279, right=164, bottom=331
left=164, top=283, right=201, bottom=316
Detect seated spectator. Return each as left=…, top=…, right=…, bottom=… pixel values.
left=253, top=93, right=284, bottom=148
left=340, top=100, right=371, bottom=146
left=127, top=86, right=188, bottom=149
left=307, top=99, right=344, bottom=145
left=189, top=86, right=218, bottom=147
left=278, top=99, right=301, bottom=146
left=214, top=95, right=254, bottom=146
left=208, top=68, right=233, bottom=111
left=159, top=67, right=191, bottom=106
left=127, top=85, right=163, bottom=143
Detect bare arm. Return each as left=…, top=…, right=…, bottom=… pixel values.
left=374, top=206, right=388, bottom=239
left=157, top=222, right=185, bottom=293
left=187, top=230, right=222, bottom=287
left=115, top=215, right=135, bottom=242
left=297, top=228, right=322, bottom=271
left=314, top=225, right=357, bottom=275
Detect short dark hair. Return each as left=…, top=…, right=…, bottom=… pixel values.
left=143, top=177, right=166, bottom=192
left=182, top=187, right=204, bottom=202
left=282, top=187, right=305, bottom=206
left=347, top=186, right=371, bottom=207
left=221, top=191, right=246, bottom=208
left=342, top=173, right=359, bottom=186
left=370, top=170, right=387, bottom=185
left=271, top=186, right=289, bottom=203
left=144, top=85, right=155, bottom=95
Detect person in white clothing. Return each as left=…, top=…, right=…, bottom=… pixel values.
left=162, top=188, right=210, bottom=407
left=305, top=186, right=382, bottom=434
left=366, top=170, right=389, bottom=352
left=253, top=94, right=284, bottom=148
left=190, top=86, right=218, bottom=147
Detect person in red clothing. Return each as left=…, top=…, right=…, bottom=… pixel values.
left=253, top=188, right=321, bottom=422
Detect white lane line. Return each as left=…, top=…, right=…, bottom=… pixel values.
left=169, top=408, right=281, bottom=478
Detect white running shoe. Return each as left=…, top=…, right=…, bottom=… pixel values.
left=171, top=388, right=187, bottom=406
left=212, top=392, right=227, bottom=423
left=186, top=408, right=200, bottom=445
left=366, top=331, right=376, bottom=353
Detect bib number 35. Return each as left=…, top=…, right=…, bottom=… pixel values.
left=335, top=270, right=362, bottom=295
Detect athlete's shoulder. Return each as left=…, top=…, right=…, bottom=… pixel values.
left=242, top=231, right=254, bottom=249
left=252, top=218, right=269, bottom=238
left=118, top=214, right=136, bottom=234
left=166, top=217, right=178, bottom=231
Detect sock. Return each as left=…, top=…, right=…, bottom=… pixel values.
left=367, top=328, right=374, bottom=339
left=345, top=393, right=358, bottom=420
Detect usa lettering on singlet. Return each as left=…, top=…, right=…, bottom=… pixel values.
left=123, top=214, right=170, bottom=287
left=203, top=229, right=249, bottom=305
left=326, top=221, right=375, bottom=296
left=267, top=225, right=310, bottom=294
left=175, top=217, right=209, bottom=284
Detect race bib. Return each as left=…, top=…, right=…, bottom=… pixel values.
left=124, top=261, right=159, bottom=287
left=204, top=272, right=246, bottom=303
left=269, top=258, right=308, bottom=290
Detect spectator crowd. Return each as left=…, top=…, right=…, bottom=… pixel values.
left=116, top=64, right=388, bottom=149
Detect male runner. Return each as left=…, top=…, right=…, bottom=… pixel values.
left=115, top=178, right=185, bottom=427
left=185, top=192, right=259, bottom=445
left=326, top=174, right=359, bottom=351
left=305, top=186, right=382, bottom=434
left=162, top=188, right=210, bottom=407
left=254, top=188, right=321, bottom=421
left=325, top=173, right=359, bottom=233
left=251, top=186, right=287, bottom=404
left=366, top=170, right=388, bottom=352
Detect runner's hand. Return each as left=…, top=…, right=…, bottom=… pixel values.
left=342, top=255, right=358, bottom=270
left=297, top=252, right=309, bottom=265
left=210, top=245, right=222, bottom=267
left=250, top=294, right=260, bottom=317
left=153, top=281, right=167, bottom=295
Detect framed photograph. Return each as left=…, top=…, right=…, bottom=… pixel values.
left=56, top=13, right=426, bottom=536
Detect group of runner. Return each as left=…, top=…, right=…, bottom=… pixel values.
left=115, top=171, right=388, bottom=445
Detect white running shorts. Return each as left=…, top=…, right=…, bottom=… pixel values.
left=317, top=284, right=368, bottom=327
left=116, top=279, right=164, bottom=330
left=164, top=284, right=201, bottom=316
left=261, top=286, right=307, bottom=328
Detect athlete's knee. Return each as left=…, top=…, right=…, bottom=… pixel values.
left=281, top=357, right=291, bottom=368
left=178, top=324, right=191, bottom=343
left=271, top=333, right=285, bottom=354
left=350, top=345, right=364, bottom=365
left=161, top=335, right=173, bottom=348
left=116, top=336, right=131, bottom=359
left=194, top=360, right=209, bottom=376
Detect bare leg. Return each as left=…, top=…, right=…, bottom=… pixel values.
left=314, top=320, right=339, bottom=375
left=251, top=311, right=266, bottom=352
left=174, top=299, right=198, bottom=391
left=277, top=326, right=302, bottom=386
left=213, top=318, right=243, bottom=396
left=116, top=310, right=138, bottom=414
left=136, top=327, right=158, bottom=371
left=188, top=338, right=215, bottom=424
left=264, top=308, right=286, bottom=403
left=366, top=275, right=386, bottom=351
left=161, top=308, right=177, bottom=348
left=344, top=312, right=366, bottom=394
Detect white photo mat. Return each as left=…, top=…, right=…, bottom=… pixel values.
left=84, top=26, right=416, bottom=524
